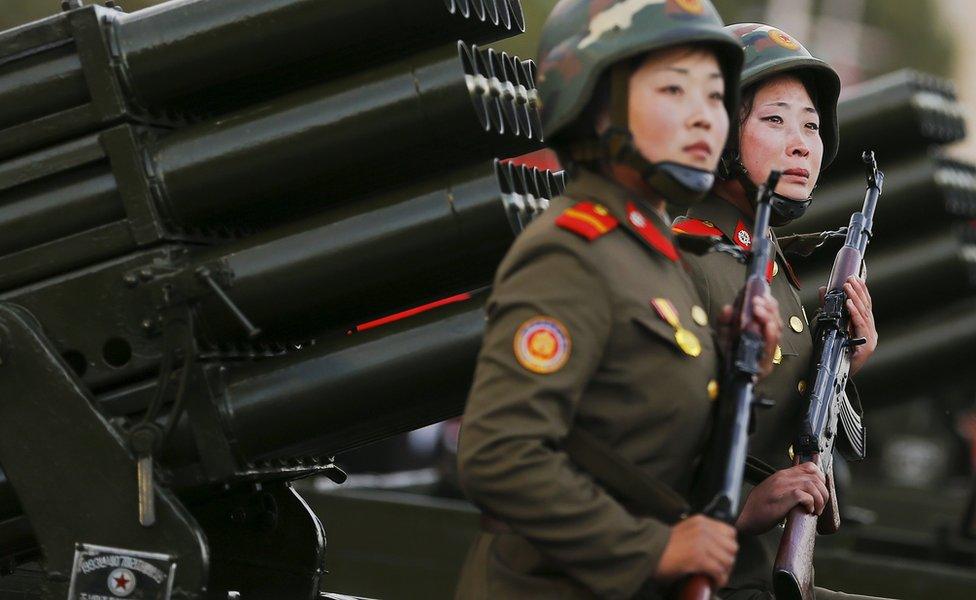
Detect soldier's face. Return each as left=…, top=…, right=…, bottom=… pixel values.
left=740, top=75, right=824, bottom=200
left=627, top=47, right=729, bottom=172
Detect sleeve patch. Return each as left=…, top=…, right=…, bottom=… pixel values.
left=514, top=317, right=572, bottom=374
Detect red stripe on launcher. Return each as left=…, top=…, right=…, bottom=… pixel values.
left=352, top=293, right=473, bottom=333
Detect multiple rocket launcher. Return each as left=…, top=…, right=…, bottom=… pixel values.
left=1, top=0, right=973, bottom=595
left=0, top=0, right=563, bottom=597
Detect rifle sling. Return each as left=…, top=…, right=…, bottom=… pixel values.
left=564, top=429, right=779, bottom=523
left=563, top=428, right=690, bottom=524
left=745, top=455, right=776, bottom=484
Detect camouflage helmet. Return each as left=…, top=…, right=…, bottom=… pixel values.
left=727, top=23, right=841, bottom=169
left=537, top=0, right=744, bottom=145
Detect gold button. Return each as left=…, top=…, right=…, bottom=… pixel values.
left=789, top=315, right=804, bottom=333
left=772, top=261, right=779, bottom=277
left=788, top=444, right=795, bottom=461
left=691, top=305, right=708, bottom=327
left=773, top=345, right=782, bottom=364
left=707, top=379, right=719, bottom=401
left=593, top=204, right=609, bottom=216
left=797, top=380, right=807, bottom=394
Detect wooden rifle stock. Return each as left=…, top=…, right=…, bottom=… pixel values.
left=772, top=504, right=817, bottom=600
left=818, top=469, right=840, bottom=535
left=773, top=451, right=841, bottom=599
left=675, top=574, right=712, bottom=600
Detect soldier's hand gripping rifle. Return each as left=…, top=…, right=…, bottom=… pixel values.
left=773, top=152, right=884, bottom=600
left=677, top=171, right=782, bottom=600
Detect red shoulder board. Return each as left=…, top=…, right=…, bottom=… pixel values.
left=555, top=201, right=619, bottom=241
left=672, top=217, right=723, bottom=238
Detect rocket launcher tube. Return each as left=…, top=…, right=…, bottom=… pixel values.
left=0, top=162, right=562, bottom=390
left=0, top=0, right=526, bottom=155
left=147, top=42, right=543, bottom=226
left=0, top=45, right=543, bottom=286
left=0, top=293, right=487, bottom=564
left=191, top=161, right=540, bottom=342
left=114, top=0, right=526, bottom=108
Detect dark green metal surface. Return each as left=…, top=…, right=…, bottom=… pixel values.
left=0, top=45, right=543, bottom=291
left=114, top=0, right=524, bottom=108
left=0, top=0, right=526, bottom=158
left=0, top=161, right=558, bottom=390
left=853, top=298, right=976, bottom=397
left=212, top=295, right=485, bottom=463
left=147, top=42, right=542, bottom=226
left=0, top=303, right=210, bottom=598
left=832, top=69, right=966, bottom=173
left=0, top=294, right=487, bottom=524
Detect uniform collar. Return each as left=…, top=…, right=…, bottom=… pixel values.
left=566, top=169, right=679, bottom=261
left=685, top=193, right=802, bottom=288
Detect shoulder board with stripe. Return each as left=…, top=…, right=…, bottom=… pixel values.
left=556, top=201, right=619, bottom=241
left=672, top=217, right=724, bottom=238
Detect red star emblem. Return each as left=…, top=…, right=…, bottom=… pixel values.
left=113, top=573, right=130, bottom=589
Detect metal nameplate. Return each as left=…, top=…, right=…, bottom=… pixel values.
left=68, top=543, right=176, bottom=600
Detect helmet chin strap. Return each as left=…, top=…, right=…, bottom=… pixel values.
left=721, top=150, right=812, bottom=227
left=572, top=63, right=715, bottom=208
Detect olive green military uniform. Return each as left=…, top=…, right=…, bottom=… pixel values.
left=676, top=195, right=880, bottom=600
left=456, top=170, right=722, bottom=600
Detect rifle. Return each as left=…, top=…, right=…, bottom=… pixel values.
left=773, top=151, right=884, bottom=600
left=677, top=170, right=781, bottom=600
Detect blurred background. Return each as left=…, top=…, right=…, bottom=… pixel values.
left=2, top=1, right=974, bottom=598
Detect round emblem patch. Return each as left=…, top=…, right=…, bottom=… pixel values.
left=514, top=317, right=571, bottom=374
left=768, top=29, right=800, bottom=50
left=107, top=568, right=136, bottom=597
left=737, top=230, right=752, bottom=246
left=674, top=0, right=705, bottom=14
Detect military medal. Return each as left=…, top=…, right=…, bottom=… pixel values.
left=650, top=298, right=701, bottom=357
left=674, top=327, right=702, bottom=357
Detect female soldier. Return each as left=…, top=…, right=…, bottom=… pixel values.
left=673, top=23, right=884, bottom=600
left=455, top=2, right=784, bottom=599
